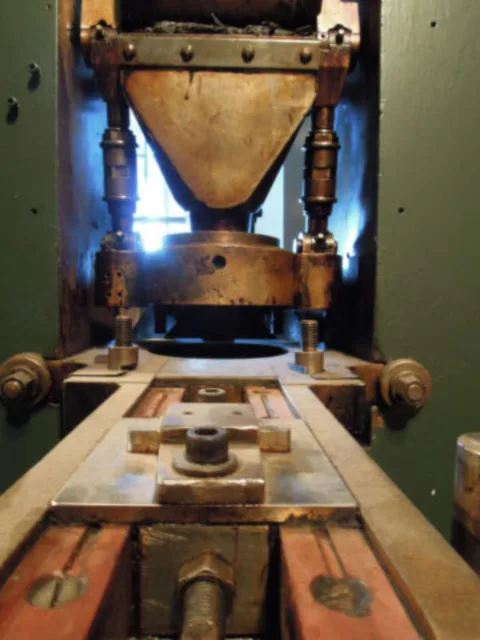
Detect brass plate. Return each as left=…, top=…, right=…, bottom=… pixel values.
left=157, top=443, right=265, bottom=505
left=51, top=415, right=356, bottom=523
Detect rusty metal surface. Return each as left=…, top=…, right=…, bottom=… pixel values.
left=125, top=70, right=316, bottom=211
left=92, top=33, right=326, bottom=71
left=51, top=402, right=356, bottom=521
left=96, top=233, right=339, bottom=309
left=294, top=252, right=340, bottom=308
left=145, top=232, right=295, bottom=306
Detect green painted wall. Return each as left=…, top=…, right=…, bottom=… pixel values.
left=0, top=1, right=60, bottom=490
left=373, top=1, right=480, bottom=537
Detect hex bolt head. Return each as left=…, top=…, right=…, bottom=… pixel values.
left=181, top=44, right=195, bottom=62
left=123, top=43, right=136, bottom=60
left=300, top=47, right=313, bottom=64
left=242, top=44, right=255, bottom=63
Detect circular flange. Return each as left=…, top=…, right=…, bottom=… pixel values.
left=173, top=452, right=238, bottom=478
left=380, top=358, right=432, bottom=409
left=196, top=387, right=227, bottom=402
left=0, top=353, right=51, bottom=408
left=173, top=426, right=238, bottom=477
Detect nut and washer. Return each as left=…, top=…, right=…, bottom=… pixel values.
left=173, top=426, right=238, bottom=477
left=380, top=358, right=432, bottom=410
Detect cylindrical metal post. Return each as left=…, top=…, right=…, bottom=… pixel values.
left=452, top=433, right=480, bottom=573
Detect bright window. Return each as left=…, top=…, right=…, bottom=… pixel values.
left=130, top=112, right=190, bottom=252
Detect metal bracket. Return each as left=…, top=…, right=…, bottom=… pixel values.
left=90, top=33, right=327, bottom=72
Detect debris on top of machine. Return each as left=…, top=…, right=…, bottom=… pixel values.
left=149, top=17, right=316, bottom=36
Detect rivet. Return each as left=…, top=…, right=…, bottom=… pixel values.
left=123, top=43, right=136, bottom=61
left=180, top=44, right=194, bottom=62
left=300, top=47, right=313, bottom=64
left=242, top=44, right=255, bottom=63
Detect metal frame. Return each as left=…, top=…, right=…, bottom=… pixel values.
left=90, top=33, right=330, bottom=72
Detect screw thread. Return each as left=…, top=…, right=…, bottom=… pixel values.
left=301, top=319, right=318, bottom=352
left=181, top=580, right=225, bottom=640
left=115, top=314, right=133, bottom=347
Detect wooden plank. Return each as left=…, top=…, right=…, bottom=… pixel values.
left=246, top=386, right=294, bottom=421
left=0, top=525, right=130, bottom=640
left=285, top=385, right=480, bottom=640
left=0, top=383, right=147, bottom=581
left=280, top=526, right=419, bottom=640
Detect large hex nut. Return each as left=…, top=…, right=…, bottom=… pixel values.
left=178, top=552, right=235, bottom=595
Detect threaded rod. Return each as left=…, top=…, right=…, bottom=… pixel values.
left=181, top=580, right=225, bottom=640
left=301, top=319, right=318, bottom=352
left=114, top=314, right=133, bottom=347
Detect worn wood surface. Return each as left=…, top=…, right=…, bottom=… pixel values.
left=0, top=383, right=147, bottom=581
left=281, top=526, right=419, bottom=639
left=0, top=525, right=130, bottom=639
left=285, top=385, right=480, bottom=640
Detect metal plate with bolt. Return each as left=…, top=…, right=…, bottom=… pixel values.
left=0, top=353, right=51, bottom=410
left=90, top=34, right=326, bottom=72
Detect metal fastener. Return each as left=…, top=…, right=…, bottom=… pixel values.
left=173, top=426, right=238, bottom=477
left=380, top=358, right=432, bottom=410
left=300, top=47, right=313, bottom=64
left=181, top=44, right=195, bottom=62
left=196, top=387, right=227, bottom=403
left=108, top=314, right=139, bottom=370
left=178, top=552, right=235, bottom=640
left=242, top=44, right=255, bottom=63
left=0, top=353, right=51, bottom=409
left=295, top=319, right=325, bottom=375
left=123, top=42, right=136, bottom=60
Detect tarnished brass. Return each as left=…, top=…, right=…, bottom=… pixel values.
left=0, top=353, right=51, bottom=410
left=157, top=442, right=264, bottom=504
left=124, top=71, right=316, bottom=212
left=96, top=233, right=339, bottom=309
left=380, top=359, right=432, bottom=410
left=295, top=319, right=325, bottom=375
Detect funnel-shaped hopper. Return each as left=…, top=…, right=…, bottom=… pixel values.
left=124, top=70, right=316, bottom=221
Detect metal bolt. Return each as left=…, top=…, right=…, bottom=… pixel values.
left=181, top=44, right=195, bottom=62
left=1, top=369, right=34, bottom=403
left=301, top=319, right=318, bottom=352
left=181, top=579, right=226, bottom=640
left=242, top=44, right=255, bottom=63
left=300, top=47, right=313, bottom=64
left=123, top=42, right=136, bottom=60
left=28, top=62, right=40, bottom=75
left=295, top=319, right=324, bottom=375
left=114, top=314, right=133, bottom=347
left=392, top=373, right=427, bottom=409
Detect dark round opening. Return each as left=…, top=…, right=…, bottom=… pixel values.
left=212, top=255, right=226, bottom=269
left=140, top=341, right=287, bottom=360
left=194, top=427, right=220, bottom=438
